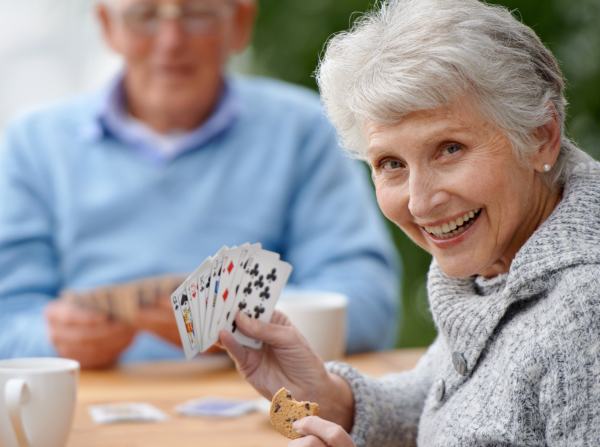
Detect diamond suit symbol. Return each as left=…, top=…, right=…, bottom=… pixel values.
left=223, top=288, right=229, bottom=301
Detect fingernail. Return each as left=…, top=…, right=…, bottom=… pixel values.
left=239, top=312, right=251, bottom=325
left=292, top=420, right=303, bottom=434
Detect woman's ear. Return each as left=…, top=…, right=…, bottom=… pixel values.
left=533, top=103, right=561, bottom=172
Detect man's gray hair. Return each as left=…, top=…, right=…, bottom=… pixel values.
left=316, top=0, right=592, bottom=189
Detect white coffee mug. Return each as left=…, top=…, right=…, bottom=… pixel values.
left=0, top=358, right=80, bottom=447
left=276, top=291, right=348, bottom=362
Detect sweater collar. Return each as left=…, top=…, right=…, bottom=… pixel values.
left=427, top=162, right=600, bottom=375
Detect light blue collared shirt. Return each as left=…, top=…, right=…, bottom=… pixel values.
left=94, top=75, right=241, bottom=163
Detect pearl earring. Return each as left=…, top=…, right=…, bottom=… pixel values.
left=543, top=164, right=551, bottom=172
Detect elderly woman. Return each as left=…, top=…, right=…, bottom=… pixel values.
left=219, top=0, right=600, bottom=445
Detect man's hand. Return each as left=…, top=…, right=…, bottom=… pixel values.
left=135, top=293, right=182, bottom=347
left=45, top=299, right=136, bottom=370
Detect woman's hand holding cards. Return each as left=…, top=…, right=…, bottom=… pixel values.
left=218, top=310, right=356, bottom=434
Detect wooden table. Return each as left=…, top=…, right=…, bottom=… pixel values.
left=68, top=349, right=426, bottom=447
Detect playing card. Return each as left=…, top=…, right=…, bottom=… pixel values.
left=113, top=283, right=139, bottom=324
left=158, top=274, right=186, bottom=299
left=106, top=287, right=124, bottom=321
left=214, top=243, right=262, bottom=336
left=88, top=402, right=168, bottom=424
left=139, top=278, right=160, bottom=307
left=222, top=248, right=279, bottom=329
left=171, top=282, right=199, bottom=360
left=184, top=256, right=212, bottom=350
left=202, top=246, right=228, bottom=350
left=197, top=265, right=213, bottom=352
left=228, top=253, right=292, bottom=348
left=174, top=396, right=262, bottom=418
left=208, top=244, right=251, bottom=339
left=90, top=287, right=112, bottom=316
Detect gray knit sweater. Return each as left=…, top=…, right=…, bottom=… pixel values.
left=328, top=164, right=600, bottom=446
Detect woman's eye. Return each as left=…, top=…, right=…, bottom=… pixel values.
left=381, top=160, right=404, bottom=170
left=441, top=144, right=461, bottom=156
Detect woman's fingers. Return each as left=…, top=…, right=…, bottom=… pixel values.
left=270, top=309, right=293, bottom=326
left=292, top=417, right=355, bottom=447
left=288, top=435, right=328, bottom=447
left=234, top=311, right=303, bottom=348
left=218, top=329, right=249, bottom=366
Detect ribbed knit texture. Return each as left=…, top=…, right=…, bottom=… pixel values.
left=328, top=162, right=600, bottom=446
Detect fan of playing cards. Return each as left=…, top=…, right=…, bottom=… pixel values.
left=172, top=243, right=293, bottom=360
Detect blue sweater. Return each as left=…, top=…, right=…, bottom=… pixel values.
left=0, top=76, right=401, bottom=361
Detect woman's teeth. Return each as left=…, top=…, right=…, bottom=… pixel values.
left=424, top=209, right=481, bottom=239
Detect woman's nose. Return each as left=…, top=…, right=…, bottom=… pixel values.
left=407, top=168, right=449, bottom=219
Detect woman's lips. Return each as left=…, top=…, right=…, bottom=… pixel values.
left=422, top=208, right=482, bottom=240
left=422, top=208, right=482, bottom=239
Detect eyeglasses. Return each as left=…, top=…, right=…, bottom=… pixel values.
left=118, top=1, right=234, bottom=35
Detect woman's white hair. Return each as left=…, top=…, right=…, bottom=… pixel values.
left=316, top=0, right=593, bottom=190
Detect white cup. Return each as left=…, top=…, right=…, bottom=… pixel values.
left=0, top=358, right=80, bottom=447
left=276, top=291, right=348, bottom=362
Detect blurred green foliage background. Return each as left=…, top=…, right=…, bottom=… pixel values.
left=240, top=0, right=600, bottom=348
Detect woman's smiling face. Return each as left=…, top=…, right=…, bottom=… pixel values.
left=366, top=100, right=548, bottom=278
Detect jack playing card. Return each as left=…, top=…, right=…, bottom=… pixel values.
left=171, top=282, right=199, bottom=360
left=184, top=256, right=212, bottom=350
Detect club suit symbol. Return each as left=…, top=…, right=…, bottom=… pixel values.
left=266, top=268, right=277, bottom=283
left=254, top=275, right=264, bottom=289
left=249, top=264, right=259, bottom=277
left=231, top=301, right=248, bottom=333
left=254, top=305, right=265, bottom=319
left=243, top=282, right=252, bottom=296
left=260, top=286, right=270, bottom=300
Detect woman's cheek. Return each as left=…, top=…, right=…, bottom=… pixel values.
left=375, top=182, right=407, bottom=225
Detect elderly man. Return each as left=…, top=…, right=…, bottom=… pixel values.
left=0, top=0, right=400, bottom=368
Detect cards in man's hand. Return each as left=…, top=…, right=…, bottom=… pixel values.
left=172, top=243, right=292, bottom=359
left=61, top=275, right=184, bottom=324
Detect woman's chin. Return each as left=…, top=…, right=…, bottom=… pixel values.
left=435, top=258, right=482, bottom=278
